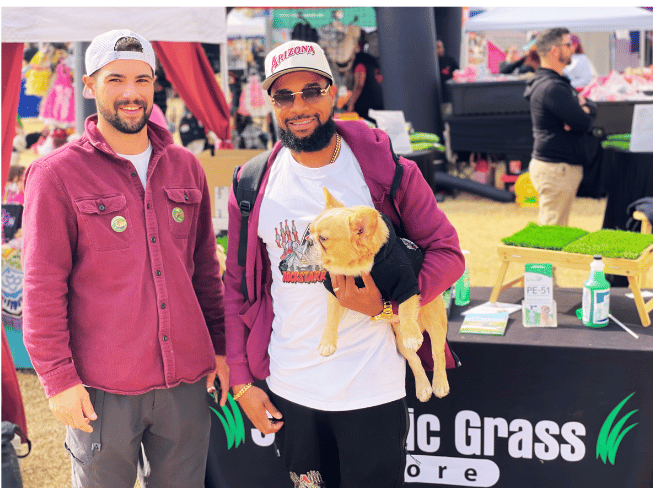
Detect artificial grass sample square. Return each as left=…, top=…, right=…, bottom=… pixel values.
left=501, top=222, right=588, bottom=251
left=562, top=229, right=653, bottom=259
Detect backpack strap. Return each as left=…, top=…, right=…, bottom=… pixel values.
left=386, top=138, right=406, bottom=237
left=233, top=149, right=273, bottom=302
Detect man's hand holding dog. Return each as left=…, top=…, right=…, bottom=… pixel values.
left=331, top=272, right=384, bottom=317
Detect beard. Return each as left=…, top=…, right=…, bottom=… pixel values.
left=98, top=99, right=151, bottom=134
left=278, top=109, right=336, bottom=153
left=559, top=52, right=572, bottom=66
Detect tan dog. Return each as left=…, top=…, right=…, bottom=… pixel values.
left=309, top=187, right=449, bottom=401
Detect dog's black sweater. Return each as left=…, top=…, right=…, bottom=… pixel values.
left=323, top=214, right=423, bottom=304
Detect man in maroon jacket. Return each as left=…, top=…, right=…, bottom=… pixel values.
left=22, top=29, right=228, bottom=488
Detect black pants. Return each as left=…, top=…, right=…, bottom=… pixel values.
left=269, top=390, right=409, bottom=488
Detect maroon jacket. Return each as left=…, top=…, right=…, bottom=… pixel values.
left=225, top=119, right=465, bottom=386
left=22, top=115, right=224, bottom=398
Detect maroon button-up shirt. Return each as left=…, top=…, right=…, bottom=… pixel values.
left=22, top=116, right=224, bottom=398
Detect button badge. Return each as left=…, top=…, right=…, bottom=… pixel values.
left=111, top=216, right=128, bottom=233
left=172, top=207, right=185, bottom=223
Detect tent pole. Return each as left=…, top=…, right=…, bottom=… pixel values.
left=220, top=43, right=229, bottom=109
left=74, top=43, right=85, bottom=135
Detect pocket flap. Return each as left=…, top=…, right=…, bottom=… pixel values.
left=164, top=188, right=202, bottom=204
left=75, top=194, right=126, bottom=215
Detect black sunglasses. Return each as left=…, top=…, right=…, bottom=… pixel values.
left=271, top=85, right=330, bottom=109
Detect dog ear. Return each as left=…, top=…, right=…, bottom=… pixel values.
left=349, top=207, right=379, bottom=240
left=323, top=187, right=345, bottom=209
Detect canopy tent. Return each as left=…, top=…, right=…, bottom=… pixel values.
left=1, top=7, right=232, bottom=190
left=1, top=7, right=226, bottom=42
left=227, top=10, right=266, bottom=38
left=464, top=7, right=653, bottom=32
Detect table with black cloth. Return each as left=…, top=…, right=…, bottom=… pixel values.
left=602, top=148, right=653, bottom=232
left=444, top=113, right=534, bottom=159
left=601, top=148, right=653, bottom=286
left=205, top=287, right=653, bottom=488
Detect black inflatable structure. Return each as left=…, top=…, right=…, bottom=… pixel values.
left=433, top=172, right=516, bottom=203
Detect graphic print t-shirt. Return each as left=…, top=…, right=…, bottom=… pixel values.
left=259, top=139, right=405, bottom=411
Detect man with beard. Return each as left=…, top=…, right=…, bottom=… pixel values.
left=22, top=30, right=228, bottom=488
left=225, top=40, right=464, bottom=488
left=524, top=28, right=596, bottom=227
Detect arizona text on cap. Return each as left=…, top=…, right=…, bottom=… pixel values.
left=262, top=40, right=333, bottom=91
left=83, top=29, right=156, bottom=99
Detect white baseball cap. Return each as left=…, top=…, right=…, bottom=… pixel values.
left=83, top=29, right=156, bottom=99
left=262, top=40, right=333, bottom=91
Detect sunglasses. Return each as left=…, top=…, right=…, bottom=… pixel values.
left=560, top=42, right=573, bottom=48
left=270, top=85, right=330, bottom=108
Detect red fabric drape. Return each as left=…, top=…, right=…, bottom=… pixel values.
left=152, top=41, right=231, bottom=144
left=2, top=327, right=28, bottom=440
left=2, top=43, right=24, bottom=191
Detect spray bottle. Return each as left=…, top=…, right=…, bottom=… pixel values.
left=581, top=255, right=610, bottom=327
left=454, top=250, right=470, bottom=306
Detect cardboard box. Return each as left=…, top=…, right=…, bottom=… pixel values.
left=196, top=148, right=265, bottom=219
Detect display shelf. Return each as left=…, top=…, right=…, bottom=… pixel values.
left=490, top=244, right=653, bottom=326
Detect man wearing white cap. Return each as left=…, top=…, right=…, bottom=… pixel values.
left=22, top=29, right=228, bottom=487
left=225, top=40, right=464, bottom=487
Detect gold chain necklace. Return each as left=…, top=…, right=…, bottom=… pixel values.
left=330, top=135, right=341, bottom=165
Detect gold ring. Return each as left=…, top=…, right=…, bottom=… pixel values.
left=333, top=287, right=340, bottom=292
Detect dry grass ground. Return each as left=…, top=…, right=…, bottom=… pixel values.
left=16, top=191, right=644, bottom=487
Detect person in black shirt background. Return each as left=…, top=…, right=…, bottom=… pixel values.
left=346, top=32, right=384, bottom=121
left=437, top=39, right=458, bottom=103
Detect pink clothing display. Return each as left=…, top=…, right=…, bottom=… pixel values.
left=39, top=62, right=75, bottom=128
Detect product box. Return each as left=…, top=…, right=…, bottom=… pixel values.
left=522, top=263, right=557, bottom=327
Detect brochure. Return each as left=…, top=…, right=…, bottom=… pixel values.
left=459, top=312, right=510, bottom=336
left=461, top=301, right=522, bottom=316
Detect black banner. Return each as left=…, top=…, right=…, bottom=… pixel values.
left=206, top=288, right=653, bottom=487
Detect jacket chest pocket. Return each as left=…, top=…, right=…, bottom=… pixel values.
left=164, top=188, right=202, bottom=238
left=75, top=194, right=135, bottom=251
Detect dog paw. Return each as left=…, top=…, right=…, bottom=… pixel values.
left=416, top=384, right=433, bottom=402
left=318, top=343, right=337, bottom=357
left=432, top=382, right=450, bottom=398
left=402, top=335, right=423, bottom=352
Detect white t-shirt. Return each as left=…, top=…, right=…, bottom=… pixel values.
left=118, top=142, right=153, bottom=188
left=259, top=139, right=406, bottom=411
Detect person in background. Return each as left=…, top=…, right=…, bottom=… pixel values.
left=524, top=28, right=596, bottom=227
left=437, top=39, right=459, bottom=104
left=499, top=44, right=539, bottom=74
left=153, top=61, right=171, bottom=118
left=225, top=39, right=464, bottom=488
left=22, top=29, right=228, bottom=488
left=523, top=49, right=541, bottom=72
left=346, top=31, right=384, bottom=121
left=499, top=45, right=523, bottom=74
left=563, top=34, right=596, bottom=89
left=4, top=165, right=26, bottom=205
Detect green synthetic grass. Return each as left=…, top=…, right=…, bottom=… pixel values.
left=216, top=235, right=228, bottom=252
left=563, top=229, right=653, bottom=259
left=602, top=133, right=630, bottom=151
left=501, top=222, right=588, bottom=251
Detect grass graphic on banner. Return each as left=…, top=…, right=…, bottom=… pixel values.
left=210, top=393, right=246, bottom=449
left=596, top=392, right=639, bottom=465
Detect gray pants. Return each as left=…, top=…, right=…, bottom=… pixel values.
left=65, top=380, right=211, bottom=488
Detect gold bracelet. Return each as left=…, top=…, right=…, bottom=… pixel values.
left=233, top=383, right=252, bottom=401
left=371, top=300, right=393, bottom=322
